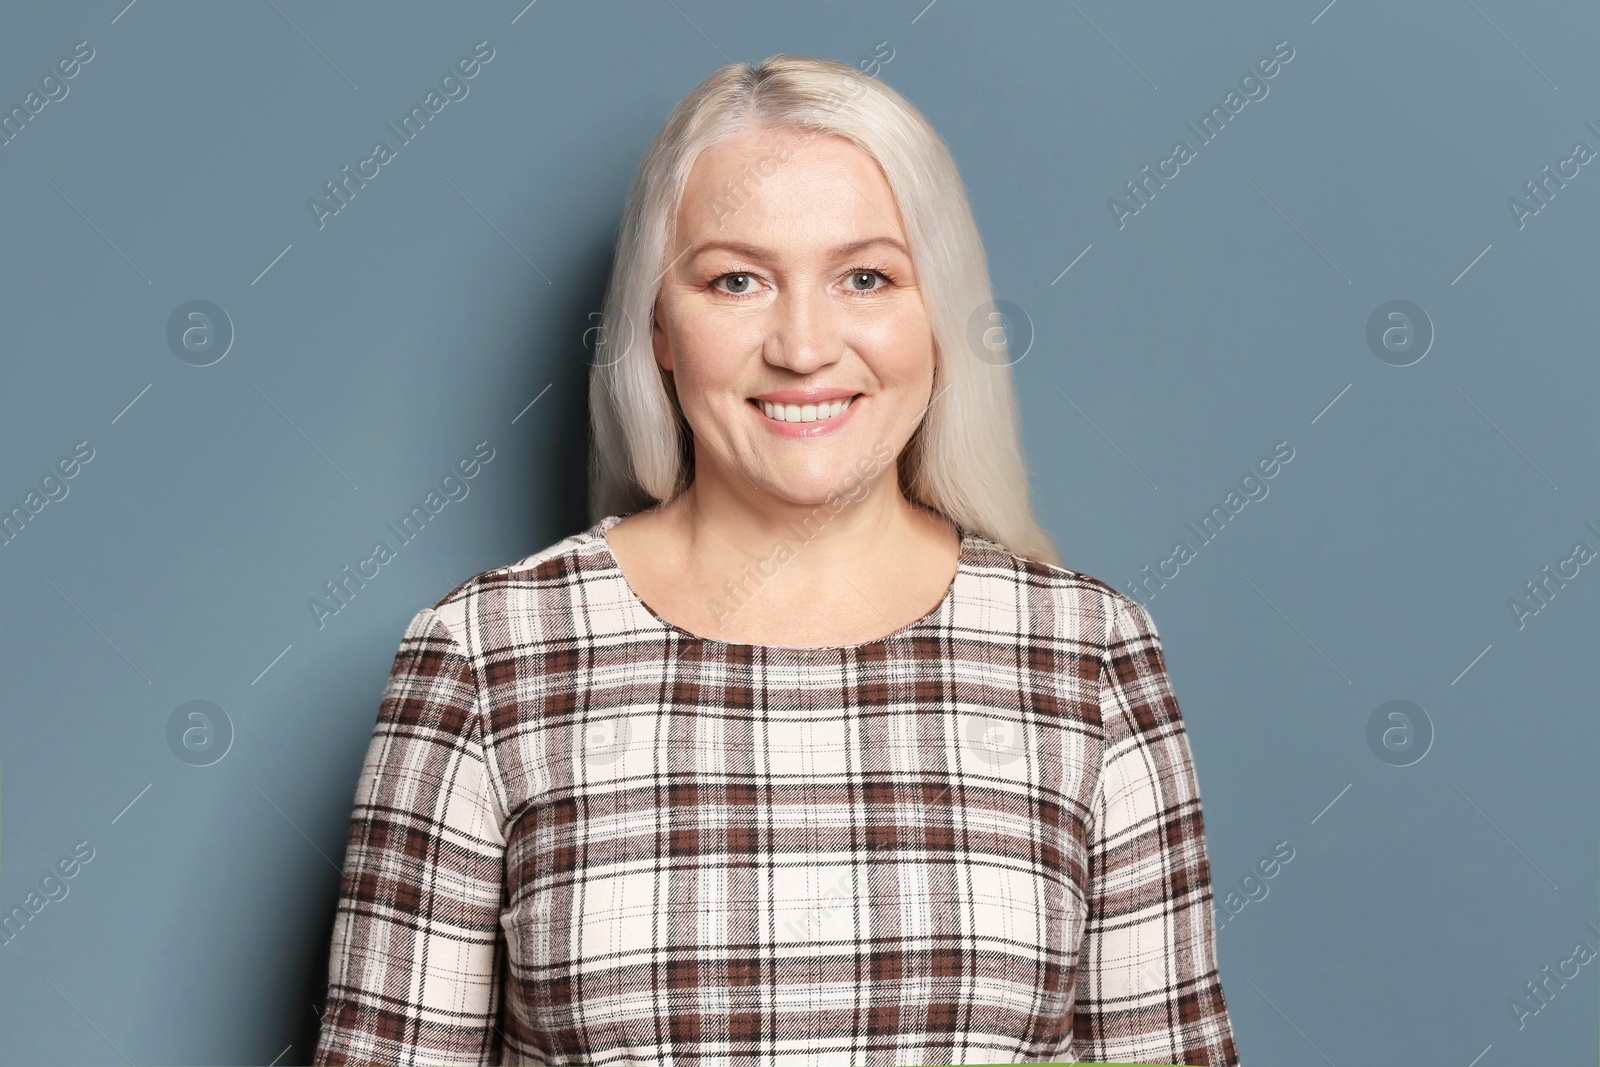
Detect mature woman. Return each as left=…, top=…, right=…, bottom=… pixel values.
left=314, top=55, right=1238, bottom=1066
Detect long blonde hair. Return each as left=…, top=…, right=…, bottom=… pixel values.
left=587, top=53, right=1061, bottom=567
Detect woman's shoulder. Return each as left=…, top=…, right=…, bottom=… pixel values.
left=416, top=516, right=619, bottom=639
left=959, top=528, right=1153, bottom=642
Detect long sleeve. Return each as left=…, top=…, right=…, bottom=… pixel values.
left=1073, top=594, right=1240, bottom=1065
left=314, top=605, right=510, bottom=1066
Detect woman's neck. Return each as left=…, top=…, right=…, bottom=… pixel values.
left=606, top=475, right=961, bottom=647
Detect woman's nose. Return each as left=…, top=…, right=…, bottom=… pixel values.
left=763, top=284, right=842, bottom=373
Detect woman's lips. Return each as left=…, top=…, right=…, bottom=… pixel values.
left=747, top=394, right=861, bottom=438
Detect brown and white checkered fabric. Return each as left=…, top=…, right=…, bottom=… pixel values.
left=313, top=513, right=1239, bottom=1066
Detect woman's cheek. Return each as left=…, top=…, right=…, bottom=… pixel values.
left=683, top=307, right=763, bottom=366
left=866, top=305, right=934, bottom=370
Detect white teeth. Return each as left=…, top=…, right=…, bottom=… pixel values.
left=758, top=396, right=854, bottom=423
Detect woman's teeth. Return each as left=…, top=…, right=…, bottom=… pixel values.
left=758, top=396, right=855, bottom=423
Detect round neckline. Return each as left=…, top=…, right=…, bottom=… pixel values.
left=592, top=512, right=972, bottom=653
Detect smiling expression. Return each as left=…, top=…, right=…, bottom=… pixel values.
left=651, top=125, right=936, bottom=507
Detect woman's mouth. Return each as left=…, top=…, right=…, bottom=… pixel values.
left=746, top=394, right=863, bottom=437
left=750, top=395, right=860, bottom=424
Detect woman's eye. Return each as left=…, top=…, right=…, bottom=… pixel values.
left=715, top=272, right=758, bottom=296
left=845, top=270, right=888, bottom=292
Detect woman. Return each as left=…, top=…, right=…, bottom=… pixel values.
left=314, top=54, right=1239, bottom=1066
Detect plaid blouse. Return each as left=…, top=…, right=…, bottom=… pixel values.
left=313, top=513, right=1239, bottom=1066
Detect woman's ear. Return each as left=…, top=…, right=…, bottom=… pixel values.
left=651, top=299, right=672, bottom=372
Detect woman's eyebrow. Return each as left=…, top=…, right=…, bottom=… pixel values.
left=685, top=236, right=910, bottom=263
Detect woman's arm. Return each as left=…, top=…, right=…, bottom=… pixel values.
left=1074, top=594, right=1240, bottom=1065
left=314, top=605, right=509, bottom=1066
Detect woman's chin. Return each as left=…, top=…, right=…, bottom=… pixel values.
left=739, top=472, right=871, bottom=512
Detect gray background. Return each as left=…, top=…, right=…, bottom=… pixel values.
left=1, top=1, right=1596, bottom=1064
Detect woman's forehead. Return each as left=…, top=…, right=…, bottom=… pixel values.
left=676, top=130, right=904, bottom=245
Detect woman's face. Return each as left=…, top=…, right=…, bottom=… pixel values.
left=652, top=125, right=935, bottom=510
